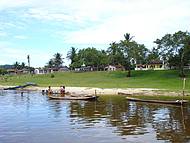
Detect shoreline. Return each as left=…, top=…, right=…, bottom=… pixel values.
left=0, top=85, right=188, bottom=96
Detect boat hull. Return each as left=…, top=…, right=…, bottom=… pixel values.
left=4, top=83, right=37, bottom=90
left=126, top=97, right=188, bottom=105
left=48, top=95, right=98, bottom=100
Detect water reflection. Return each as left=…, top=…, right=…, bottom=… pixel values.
left=0, top=92, right=190, bottom=143
left=66, top=96, right=190, bottom=142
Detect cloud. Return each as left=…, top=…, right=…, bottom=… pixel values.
left=52, top=0, right=190, bottom=48
left=0, top=22, right=16, bottom=30
left=0, top=42, right=26, bottom=64
left=23, top=8, right=78, bottom=23
left=0, top=0, right=31, bottom=10
left=14, top=35, right=28, bottom=40
left=0, top=0, right=190, bottom=66
left=0, top=31, right=7, bottom=37
left=0, top=41, right=51, bottom=67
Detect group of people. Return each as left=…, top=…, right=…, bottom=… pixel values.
left=47, top=85, right=65, bottom=96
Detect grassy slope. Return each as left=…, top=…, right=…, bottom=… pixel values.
left=0, top=70, right=189, bottom=91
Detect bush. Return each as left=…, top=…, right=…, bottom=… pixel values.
left=50, top=74, right=55, bottom=78
left=0, top=68, right=7, bottom=75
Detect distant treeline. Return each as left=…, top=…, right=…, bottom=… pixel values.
left=0, top=65, right=14, bottom=69
left=46, top=31, right=190, bottom=77
left=1, top=31, right=189, bottom=77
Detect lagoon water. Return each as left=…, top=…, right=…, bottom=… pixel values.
left=0, top=91, right=190, bottom=143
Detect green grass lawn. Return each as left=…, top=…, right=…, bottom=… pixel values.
left=0, top=70, right=189, bottom=91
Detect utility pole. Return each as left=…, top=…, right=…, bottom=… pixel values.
left=27, top=55, right=30, bottom=73
left=182, top=78, right=186, bottom=97
left=27, top=55, right=30, bottom=67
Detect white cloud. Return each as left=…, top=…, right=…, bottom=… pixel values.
left=0, top=42, right=51, bottom=67
left=0, top=0, right=30, bottom=10
left=23, top=8, right=78, bottom=23
left=0, top=31, right=7, bottom=37
left=0, top=0, right=190, bottom=66
left=52, top=0, right=190, bottom=48
left=14, top=35, right=28, bottom=40
left=0, top=21, right=26, bottom=31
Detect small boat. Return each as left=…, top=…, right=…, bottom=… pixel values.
left=118, top=92, right=132, bottom=95
left=126, top=97, right=188, bottom=105
left=4, top=82, right=37, bottom=90
left=48, top=95, right=99, bottom=100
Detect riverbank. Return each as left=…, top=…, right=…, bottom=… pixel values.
left=0, top=70, right=189, bottom=96
left=0, top=85, right=189, bottom=96
left=0, top=70, right=189, bottom=91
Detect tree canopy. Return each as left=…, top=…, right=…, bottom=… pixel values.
left=47, top=30, right=190, bottom=78
left=154, top=31, right=190, bottom=77
left=47, top=53, right=64, bottom=69
left=66, top=33, right=149, bottom=76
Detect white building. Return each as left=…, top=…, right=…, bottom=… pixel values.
left=34, top=68, right=53, bottom=74
left=135, top=60, right=165, bottom=70
left=104, top=65, right=117, bottom=71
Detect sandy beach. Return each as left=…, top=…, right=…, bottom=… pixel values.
left=0, top=85, right=188, bottom=96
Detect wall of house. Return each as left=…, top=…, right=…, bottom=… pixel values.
left=135, top=64, right=165, bottom=70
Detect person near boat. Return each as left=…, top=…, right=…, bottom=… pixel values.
left=47, top=86, right=53, bottom=94
left=60, top=85, right=65, bottom=96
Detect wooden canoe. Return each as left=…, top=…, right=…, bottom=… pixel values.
left=118, top=92, right=132, bottom=96
left=126, top=97, right=188, bottom=105
left=48, top=95, right=99, bottom=100
left=4, top=82, right=37, bottom=90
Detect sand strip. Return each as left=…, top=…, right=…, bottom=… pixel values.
left=0, top=85, right=188, bottom=96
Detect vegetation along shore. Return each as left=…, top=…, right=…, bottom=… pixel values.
left=0, top=70, right=189, bottom=97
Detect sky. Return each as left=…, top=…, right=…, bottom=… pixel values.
left=0, top=0, right=190, bottom=67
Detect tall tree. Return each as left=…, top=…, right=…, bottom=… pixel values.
left=99, top=50, right=109, bottom=70
left=47, top=59, right=54, bottom=68
left=120, top=33, right=135, bottom=77
left=120, top=33, right=149, bottom=77
left=78, top=47, right=100, bottom=68
left=13, top=61, right=20, bottom=70
left=21, top=62, right=26, bottom=69
left=67, top=47, right=109, bottom=70
left=146, top=47, right=160, bottom=63
left=46, top=53, right=64, bottom=69
left=67, top=47, right=77, bottom=64
left=53, top=53, right=63, bottom=69
left=154, top=31, right=190, bottom=77
left=107, top=42, right=124, bottom=65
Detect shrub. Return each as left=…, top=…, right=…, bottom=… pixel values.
left=50, top=74, right=55, bottom=78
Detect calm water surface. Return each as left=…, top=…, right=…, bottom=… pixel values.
left=0, top=91, right=190, bottom=143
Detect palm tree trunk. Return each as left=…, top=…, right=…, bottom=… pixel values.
left=179, top=51, right=185, bottom=77
left=127, top=65, right=131, bottom=77
left=127, top=69, right=131, bottom=77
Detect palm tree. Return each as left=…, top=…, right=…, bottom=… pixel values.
left=124, top=33, right=134, bottom=41
left=21, top=62, right=26, bottom=69
left=47, top=59, right=54, bottom=68
left=53, top=53, right=63, bottom=69
left=13, top=61, right=20, bottom=70
left=107, top=42, right=124, bottom=65
left=67, top=47, right=77, bottom=64
left=120, top=33, right=134, bottom=77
